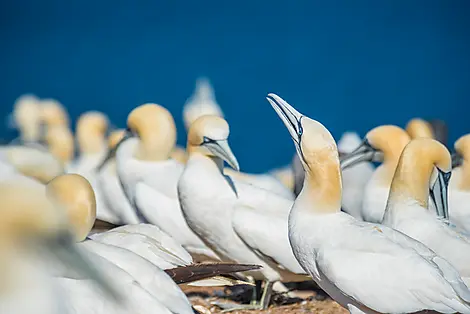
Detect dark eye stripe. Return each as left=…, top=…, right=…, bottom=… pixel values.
left=201, top=136, right=216, bottom=145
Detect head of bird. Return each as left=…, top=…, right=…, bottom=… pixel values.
left=186, top=115, right=239, bottom=171
left=406, top=118, right=434, bottom=139
left=450, top=134, right=470, bottom=190
left=388, top=138, right=451, bottom=219
left=46, top=174, right=96, bottom=242
left=267, top=93, right=342, bottom=211
left=13, top=94, right=42, bottom=142
left=126, top=103, right=177, bottom=162
left=340, top=125, right=411, bottom=170
left=40, top=99, right=69, bottom=128
left=76, top=111, right=109, bottom=155
left=183, top=78, right=223, bottom=131
left=45, top=126, right=75, bottom=165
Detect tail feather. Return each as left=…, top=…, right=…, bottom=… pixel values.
left=164, top=263, right=262, bottom=284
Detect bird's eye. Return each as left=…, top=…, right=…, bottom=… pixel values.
left=298, top=121, right=303, bottom=137
left=201, top=136, right=214, bottom=145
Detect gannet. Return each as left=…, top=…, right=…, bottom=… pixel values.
left=97, top=129, right=141, bottom=224
left=337, top=132, right=374, bottom=220
left=0, top=179, right=120, bottom=314
left=178, top=114, right=297, bottom=310
left=45, top=173, right=193, bottom=314
left=268, top=93, right=470, bottom=314
left=108, top=104, right=219, bottom=260
left=340, top=125, right=410, bottom=222
left=449, top=134, right=470, bottom=232
left=381, top=138, right=470, bottom=285
left=68, top=111, right=120, bottom=224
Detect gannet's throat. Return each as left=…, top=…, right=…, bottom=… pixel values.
left=301, top=153, right=342, bottom=213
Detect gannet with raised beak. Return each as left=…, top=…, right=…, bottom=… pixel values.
left=268, top=93, right=470, bottom=314
left=0, top=178, right=121, bottom=314
left=340, top=125, right=410, bottom=222
left=450, top=134, right=470, bottom=232
left=105, top=104, right=219, bottom=260
left=381, top=138, right=470, bottom=285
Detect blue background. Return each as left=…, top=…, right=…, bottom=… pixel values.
left=1, top=1, right=469, bottom=172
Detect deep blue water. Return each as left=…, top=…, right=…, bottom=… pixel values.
left=1, top=1, right=469, bottom=172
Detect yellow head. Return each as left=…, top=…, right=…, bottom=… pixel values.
left=389, top=138, right=451, bottom=213
left=76, top=111, right=108, bottom=154
left=366, top=125, right=411, bottom=161
left=406, top=118, right=434, bottom=139
left=45, top=126, right=75, bottom=165
left=170, top=146, right=188, bottom=164
left=186, top=115, right=239, bottom=170
left=46, top=174, right=96, bottom=242
left=40, top=98, right=69, bottom=128
left=13, top=94, right=41, bottom=142
left=127, top=103, right=177, bottom=161
left=267, top=93, right=341, bottom=212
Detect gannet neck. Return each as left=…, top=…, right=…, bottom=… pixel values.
left=46, top=174, right=96, bottom=242
left=171, top=146, right=188, bottom=164
left=388, top=139, right=451, bottom=208
left=76, top=111, right=108, bottom=155
left=45, top=126, right=75, bottom=165
left=454, top=134, right=470, bottom=190
left=127, top=104, right=177, bottom=162
left=298, top=152, right=342, bottom=214
left=406, top=118, right=434, bottom=139
left=188, top=151, right=224, bottom=173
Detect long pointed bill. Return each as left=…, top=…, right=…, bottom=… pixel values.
left=340, top=141, right=377, bottom=170
left=429, top=169, right=451, bottom=220
left=46, top=232, right=122, bottom=303
left=266, top=93, right=303, bottom=144
left=95, top=131, right=133, bottom=173
left=206, top=139, right=240, bottom=171
left=452, top=152, right=463, bottom=168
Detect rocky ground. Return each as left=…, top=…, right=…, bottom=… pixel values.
left=182, top=284, right=348, bottom=314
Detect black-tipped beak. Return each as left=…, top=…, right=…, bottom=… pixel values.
left=429, top=168, right=451, bottom=220
left=340, top=140, right=378, bottom=170
left=95, top=130, right=133, bottom=173
left=266, top=93, right=303, bottom=146
left=452, top=152, right=463, bottom=169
